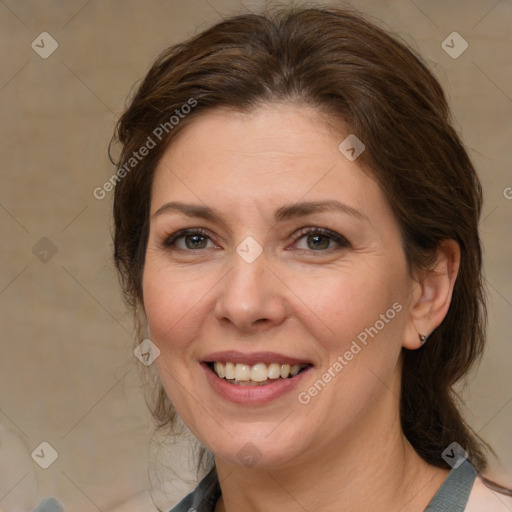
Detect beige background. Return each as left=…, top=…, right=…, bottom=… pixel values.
left=0, top=0, right=511, bottom=510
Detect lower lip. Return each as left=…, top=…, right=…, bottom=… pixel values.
left=201, top=363, right=312, bottom=405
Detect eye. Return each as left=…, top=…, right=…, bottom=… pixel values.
left=163, top=228, right=217, bottom=250
left=161, top=227, right=350, bottom=253
left=293, top=227, right=350, bottom=251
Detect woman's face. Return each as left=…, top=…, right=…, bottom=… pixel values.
left=143, top=103, right=417, bottom=469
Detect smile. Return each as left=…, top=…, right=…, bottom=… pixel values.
left=209, top=362, right=310, bottom=385
left=201, top=351, right=314, bottom=404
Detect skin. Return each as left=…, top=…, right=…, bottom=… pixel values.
left=142, top=103, right=460, bottom=511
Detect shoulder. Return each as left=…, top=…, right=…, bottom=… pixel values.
left=465, top=475, right=512, bottom=511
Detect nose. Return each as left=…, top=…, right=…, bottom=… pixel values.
left=214, top=254, right=287, bottom=333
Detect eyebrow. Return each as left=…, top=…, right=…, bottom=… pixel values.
left=153, top=199, right=368, bottom=224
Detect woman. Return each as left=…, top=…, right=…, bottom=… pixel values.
left=110, top=6, right=512, bottom=511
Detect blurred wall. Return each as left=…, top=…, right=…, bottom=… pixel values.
left=1, top=0, right=511, bottom=510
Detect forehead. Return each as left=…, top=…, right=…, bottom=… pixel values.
left=150, top=103, right=383, bottom=218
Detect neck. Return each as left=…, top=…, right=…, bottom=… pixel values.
left=214, top=368, right=449, bottom=512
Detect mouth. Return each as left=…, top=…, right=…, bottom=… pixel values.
left=201, top=351, right=314, bottom=404
left=205, top=361, right=312, bottom=386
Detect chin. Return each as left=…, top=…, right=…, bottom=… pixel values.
left=202, top=425, right=312, bottom=471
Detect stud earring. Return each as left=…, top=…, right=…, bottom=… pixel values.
left=419, top=333, right=428, bottom=345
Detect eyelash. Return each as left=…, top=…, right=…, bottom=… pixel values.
left=162, top=227, right=350, bottom=253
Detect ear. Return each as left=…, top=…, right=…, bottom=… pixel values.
left=403, top=239, right=460, bottom=350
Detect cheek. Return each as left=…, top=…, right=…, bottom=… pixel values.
left=289, top=271, right=407, bottom=429
left=141, top=262, right=215, bottom=424
left=288, top=264, right=406, bottom=354
left=142, top=261, right=214, bottom=355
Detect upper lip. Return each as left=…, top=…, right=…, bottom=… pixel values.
left=202, top=351, right=313, bottom=366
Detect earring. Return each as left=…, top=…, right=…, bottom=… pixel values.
left=419, top=333, right=428, bottom=345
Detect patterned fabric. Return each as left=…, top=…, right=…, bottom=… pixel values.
left=425, top=459, right=477, bottom=511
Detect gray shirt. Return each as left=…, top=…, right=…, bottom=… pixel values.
left=169, top=460, right=477, bottom=511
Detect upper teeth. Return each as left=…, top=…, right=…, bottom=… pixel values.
left=213, top=362, right=307, bottom=381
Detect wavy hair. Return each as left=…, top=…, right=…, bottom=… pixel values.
left=110, top=4, right=492, bottom=474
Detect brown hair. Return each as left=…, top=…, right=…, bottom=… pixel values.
left=111, top=5, right=492, bottom=472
